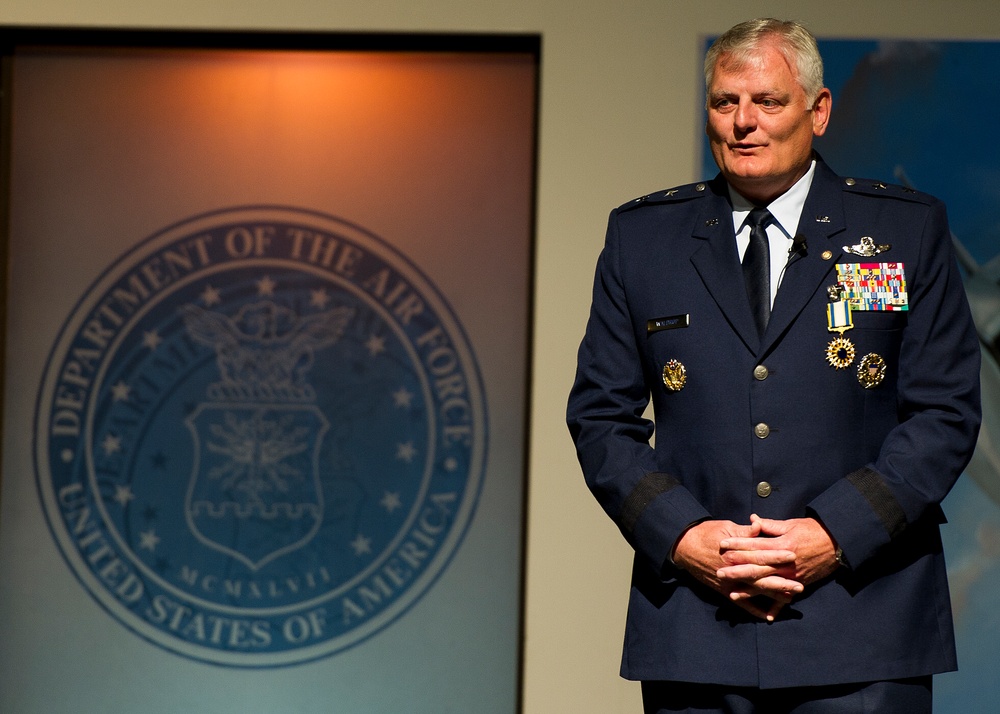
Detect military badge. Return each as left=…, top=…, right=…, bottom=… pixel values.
left=858, top=353, right=887, bottom=388
left=825, top=298, right=856, bottom=369
left=826, top=337, right=856, bottom=370
left=843, top=235, right=891, bottom=257
left=662, top=359, right=687, bottom=391
left=836, top=262, right=908, bottom=311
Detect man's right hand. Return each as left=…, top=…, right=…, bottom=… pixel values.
left=672, top=519, right=803, bottom=621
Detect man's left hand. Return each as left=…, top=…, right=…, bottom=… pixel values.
left=716, top=514, right=840, bottom=591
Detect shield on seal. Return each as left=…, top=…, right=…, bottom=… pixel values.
left=185, top=403, right=328, bottom=571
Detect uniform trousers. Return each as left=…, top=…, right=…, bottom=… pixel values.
left=640, top=676, right=932, bottom=714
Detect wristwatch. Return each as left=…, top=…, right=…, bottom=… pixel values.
left=834, top=547, right=848, bottom=568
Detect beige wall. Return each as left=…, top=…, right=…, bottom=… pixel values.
left=3, top=1, right=999, bottom=711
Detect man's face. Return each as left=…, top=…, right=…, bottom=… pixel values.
left=706, top=40, right=831, bottom=204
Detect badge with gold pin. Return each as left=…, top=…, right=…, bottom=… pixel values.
left=662, top=359, right=687, bottom=392
left=857, top=353, right=887, bottom=388
left=825, top=284, right=856, bottom=369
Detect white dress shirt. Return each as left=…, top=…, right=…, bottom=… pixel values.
left=730, top=159, right=816, bottom=307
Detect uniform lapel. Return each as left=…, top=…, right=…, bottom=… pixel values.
left=688, top=177, right=761, bottom=353
left=762, top=160, right=847, bottom=353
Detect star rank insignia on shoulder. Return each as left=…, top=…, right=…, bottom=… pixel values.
left=841, top=177, right=933, bottom=205
left=618, top=181, right=710, bottom=212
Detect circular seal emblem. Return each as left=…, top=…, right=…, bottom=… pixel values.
left=34, top=206, right=487, bottom=667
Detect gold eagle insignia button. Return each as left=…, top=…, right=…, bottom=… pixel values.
left=662, top=359, right=687, bottom=392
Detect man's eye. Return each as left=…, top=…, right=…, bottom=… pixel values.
left=713, top=98, right=734, bottom=109
left=759, top=99, right=780, bottom=108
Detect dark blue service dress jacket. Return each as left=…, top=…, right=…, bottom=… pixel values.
left=567, top=158, right=981, bottom=688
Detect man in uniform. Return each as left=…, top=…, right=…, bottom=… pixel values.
left=567, top=18, right=981, bottom=713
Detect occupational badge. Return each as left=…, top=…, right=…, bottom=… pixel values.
left=825, top=296, right=855, bottom=369
left=843, top=235, right=891, bottom=257
left=857, top=353, right=887, bottom=388
left=662, top=359, right=687, bottom=391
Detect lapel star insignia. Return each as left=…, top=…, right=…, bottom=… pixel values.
left=843, top=235, right=891, bottom=257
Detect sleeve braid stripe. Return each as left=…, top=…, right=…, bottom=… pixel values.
left=846, top=466, right=907, bottom=539
left=620, top=472, right=680, bottom=535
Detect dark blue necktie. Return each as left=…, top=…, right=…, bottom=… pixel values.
left=743, top=207, right=772, bottom=337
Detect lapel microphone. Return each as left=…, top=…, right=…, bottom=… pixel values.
left=777, top=235, right=809, bottom=289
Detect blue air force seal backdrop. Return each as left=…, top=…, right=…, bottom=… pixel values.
left=0, top=38, right=536, bottom=713
left=35, top=206, right=487, bottom=666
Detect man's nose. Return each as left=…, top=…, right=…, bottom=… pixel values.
left=734, top=99, right=757, bottom=132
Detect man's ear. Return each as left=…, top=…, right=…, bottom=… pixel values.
left=812, top=88, right=832, bottom=137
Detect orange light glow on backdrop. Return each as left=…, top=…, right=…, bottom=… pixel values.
left=1, top=35, right=537, bottom=713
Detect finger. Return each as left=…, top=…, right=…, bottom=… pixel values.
left=718, top=537, right=759, bottom=550
left=719, top=535, right=792, bottom=552
left=728, top=593, right=783, bottom=622
left=723, top=582, right=799, bottom=605
left=764, top=598, right=786, bottom=623
left=750, top=574, right=804, bottom=594
left=721, top=573, right=802, bottom=597
left=727, top=584, right=796, bottom=603
left=753, top=516, right=792, bottom=537
left=723, top=581, right=799, bottom=604
left=716, top=563, right=792, bottom=582
left=728, top=521, right=763, bottom=538
left=720, top=548, right=796, bottom=566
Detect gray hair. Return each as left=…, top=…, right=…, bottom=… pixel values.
left=705, top=18, right=825, bottom=105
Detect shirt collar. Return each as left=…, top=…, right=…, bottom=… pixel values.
left=729, top=159, right=817, bottom=238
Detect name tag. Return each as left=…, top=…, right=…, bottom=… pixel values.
left=647, top=314, right=690, bottom=334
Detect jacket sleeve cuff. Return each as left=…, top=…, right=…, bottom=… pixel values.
left=807, top=466, right=907, bottom=568
left=619, top=471, right=711, bottom=573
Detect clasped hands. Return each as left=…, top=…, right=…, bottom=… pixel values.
left=671, top=514, right=840, bottom=622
